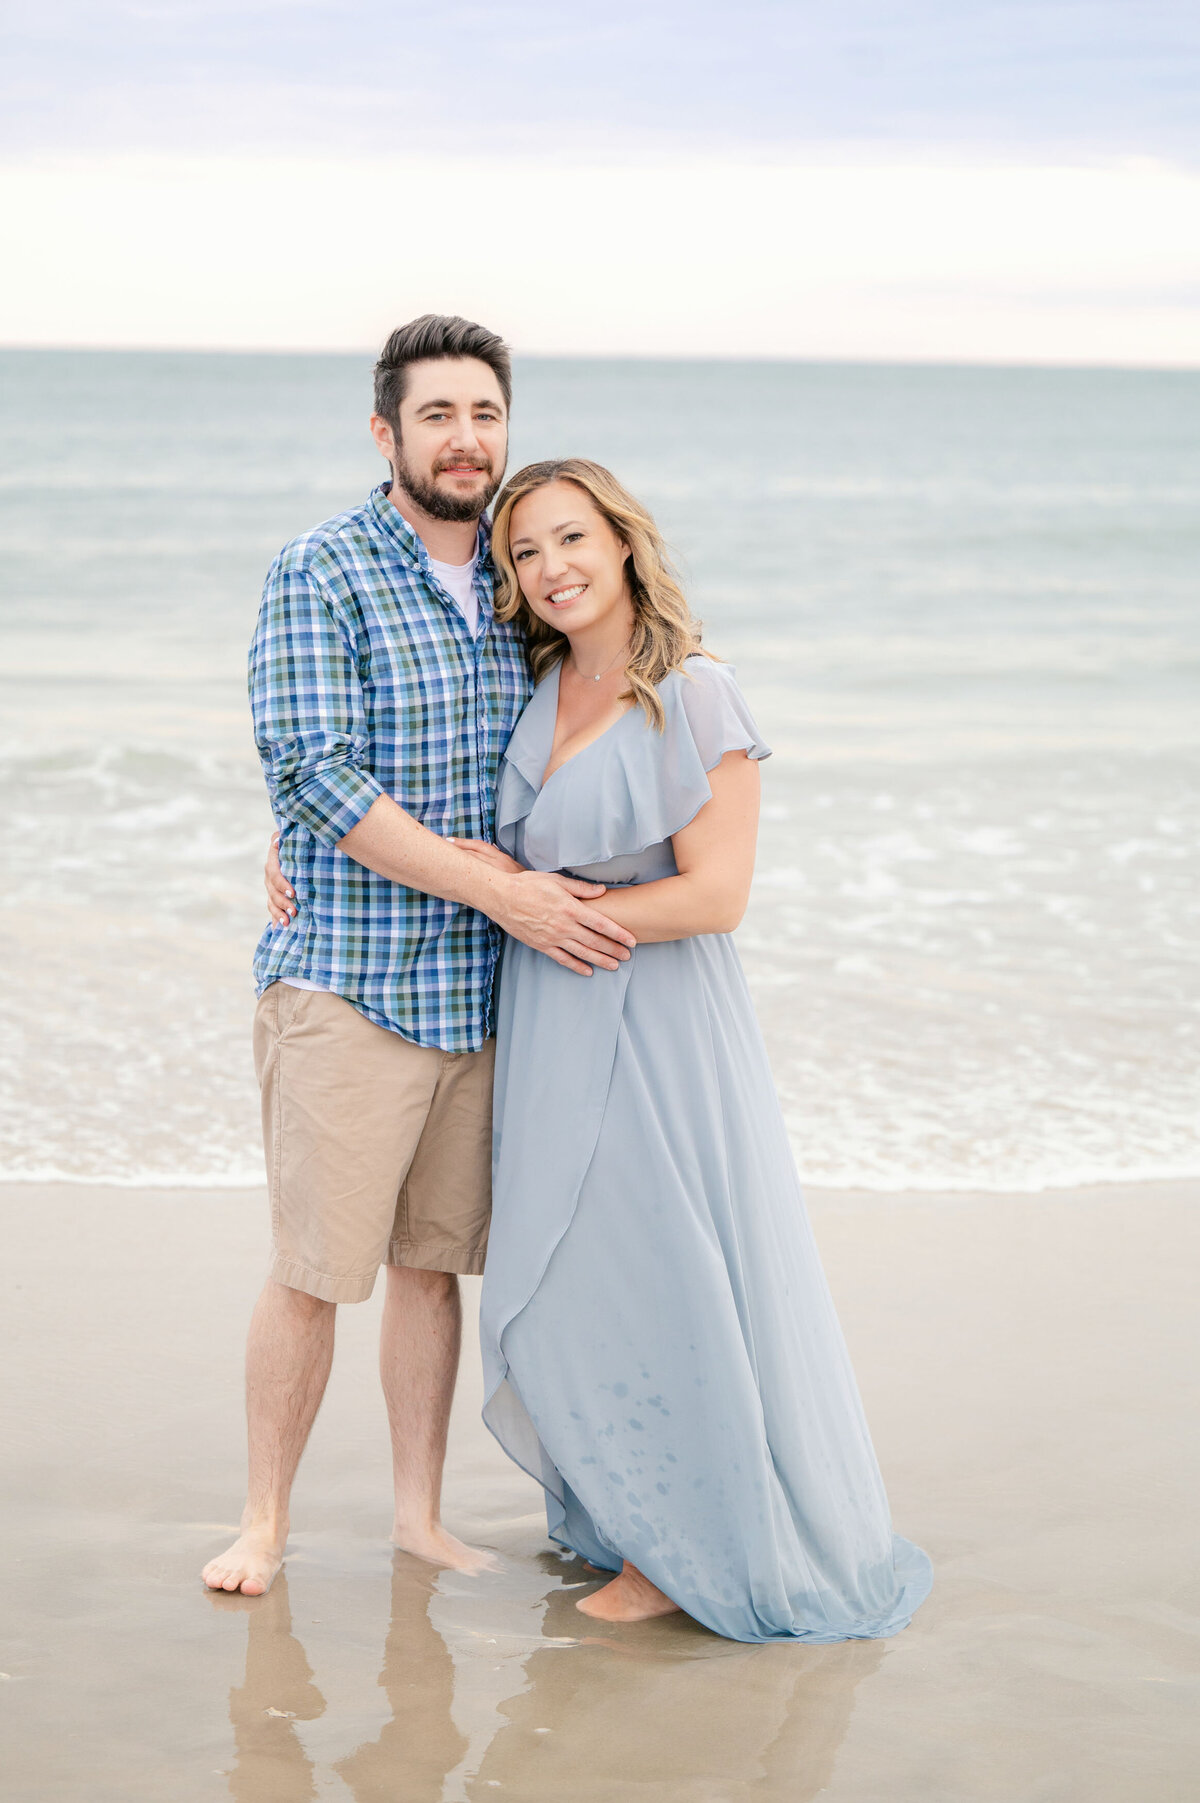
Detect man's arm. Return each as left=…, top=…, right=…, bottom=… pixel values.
left=337, top=799, right=635, bottom=976
left=250, top=557, right=635, bottom=976
left=249, top=555, right=387, bottom=843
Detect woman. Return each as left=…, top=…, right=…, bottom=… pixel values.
left=266, top=460, right=932, bottom=1644
left=461, top=460, right=930, bottom=1642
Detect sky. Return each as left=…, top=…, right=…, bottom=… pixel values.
left=4, top=1, right=1200, bottom=362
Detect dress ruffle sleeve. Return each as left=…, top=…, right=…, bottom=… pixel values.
left=671, top=656, right=772, bottom=779
left=625, top=655, right=772, bottom=847
left=501, top=657, right=771, bottom=873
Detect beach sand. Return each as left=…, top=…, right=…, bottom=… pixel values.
left=1, top=1178, right=1196, bottom=1801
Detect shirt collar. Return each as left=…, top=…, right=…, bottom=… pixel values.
left=369, top=482, right=493, bottom=573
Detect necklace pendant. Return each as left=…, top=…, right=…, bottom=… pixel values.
left=594, top=673, right=600, bottom=682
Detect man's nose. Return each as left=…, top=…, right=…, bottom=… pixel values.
left=446, top=414, right=482, bottom=452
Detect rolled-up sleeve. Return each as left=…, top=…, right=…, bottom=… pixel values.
left=248, top=557, right=385, bottom=844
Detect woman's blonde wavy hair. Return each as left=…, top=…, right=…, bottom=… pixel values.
left=490, top=458, right=715, bottom=730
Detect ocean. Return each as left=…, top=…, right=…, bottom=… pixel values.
left=1, top=349, right=1197, bottom=1191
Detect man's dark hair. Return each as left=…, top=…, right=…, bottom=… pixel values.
left=373, top=314, right=512, bottom=430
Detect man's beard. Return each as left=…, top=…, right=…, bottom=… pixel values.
left=392, top=444, right=503, bottom=523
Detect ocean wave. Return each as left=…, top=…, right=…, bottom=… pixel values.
left=0, top=1163, right=267, bottom=1189
left=1, top=740, right=1196, bottom=1199
left=2, top=1149, right=1194, bottom=1196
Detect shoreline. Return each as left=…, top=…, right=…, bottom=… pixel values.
left=3, top=1177, right=1197, bottom=1799
left=3, top=1171, right=1195, bottom=1197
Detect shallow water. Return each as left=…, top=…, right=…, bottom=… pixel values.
left=1, top=351, right=1197, bottom=1188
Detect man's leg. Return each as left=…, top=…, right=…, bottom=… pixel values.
left=202, top=1279, right=335, bottom=1595
left=204, top=985, right=441, bottom=1595
left=381, top=1038, right=497, bottom=1573
left=380, top=1265, right=494, bottom=1573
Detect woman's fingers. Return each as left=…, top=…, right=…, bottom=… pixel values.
left=266, top=875, right=295, bottom=918
left=449, top=837, right=519, bottom=872
left=264, top=827, right=296, bottom=925
left=554, top=876, right=609, bottom=899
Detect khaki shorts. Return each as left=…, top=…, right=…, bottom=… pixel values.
left=253, top=983, right=495, bottom=1302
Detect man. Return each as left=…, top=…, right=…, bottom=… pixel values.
left=202, top=315, right=635, bottom=1597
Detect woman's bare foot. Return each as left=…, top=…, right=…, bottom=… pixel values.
left=575, top=1561, right=681, bottom=1622
left=202, top=1519, right=287, bottom=1596
left=390, top=1519, right=498, bottom=1575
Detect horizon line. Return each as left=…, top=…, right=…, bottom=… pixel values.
left=3, top=343, right=1199, bottom=376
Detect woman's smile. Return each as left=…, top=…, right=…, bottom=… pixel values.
left=546, top=581, right=589, bottom=607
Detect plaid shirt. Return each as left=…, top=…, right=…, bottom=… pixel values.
left=249, top=483, right=532, bottom=1051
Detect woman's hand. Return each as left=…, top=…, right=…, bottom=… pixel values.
left=265, top=831, right=296, bottom=927
left=449, top=838, right=526, bottom=878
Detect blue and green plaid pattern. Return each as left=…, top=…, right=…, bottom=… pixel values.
left=249, top=484, right=532, bottom=1051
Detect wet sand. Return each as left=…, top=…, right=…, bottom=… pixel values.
left=2, top=1178, right=1197, bottom=1801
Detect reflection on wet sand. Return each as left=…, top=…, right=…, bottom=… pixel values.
left=470, top=1566, right=885, bottom=1801
left=335, top=1561, right=468, bottom=1802
left=218, top=1552, right=879, bottom=1801
left=221, top=1575, right=325, bottom=1803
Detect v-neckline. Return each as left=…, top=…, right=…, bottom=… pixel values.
left=538, top=662, right=636, bottom=791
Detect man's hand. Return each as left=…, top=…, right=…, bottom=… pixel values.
left=453, top=839, right=635, bottom=975
left=489, top=867, right=636, bottom=975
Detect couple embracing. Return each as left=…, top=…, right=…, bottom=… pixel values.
left=202, top=314, right=932, bottom=1644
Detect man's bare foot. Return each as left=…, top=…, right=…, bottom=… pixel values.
left=575, top=1561, right=681, bottom=1622
left=202, top=1521, right=287, bottom=1596
left=390, top=1520, right=498, bottom=1575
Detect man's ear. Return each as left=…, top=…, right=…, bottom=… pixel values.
left=369, top=414, right=397, bottom=465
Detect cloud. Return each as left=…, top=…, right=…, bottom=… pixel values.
left=3, top=2, right=1199, bottom=163
left=5, top=4, right=1197, bottom=359
left=5, top=151, right=1198, bottom=363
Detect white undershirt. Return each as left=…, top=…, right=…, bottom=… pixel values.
left=279, top=549, right=480, bottom=996
left=428, top=551, right=480, bottom=637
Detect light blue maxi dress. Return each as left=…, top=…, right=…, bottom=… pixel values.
left=480, top=656, right=932, bottom=1644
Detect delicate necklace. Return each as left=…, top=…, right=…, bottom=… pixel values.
left=570, top=640, right=629, bottom=683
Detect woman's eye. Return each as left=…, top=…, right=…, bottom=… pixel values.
left=562, top=532, right=583, bottom=544
left=514, top=548, right=534, bottom=561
